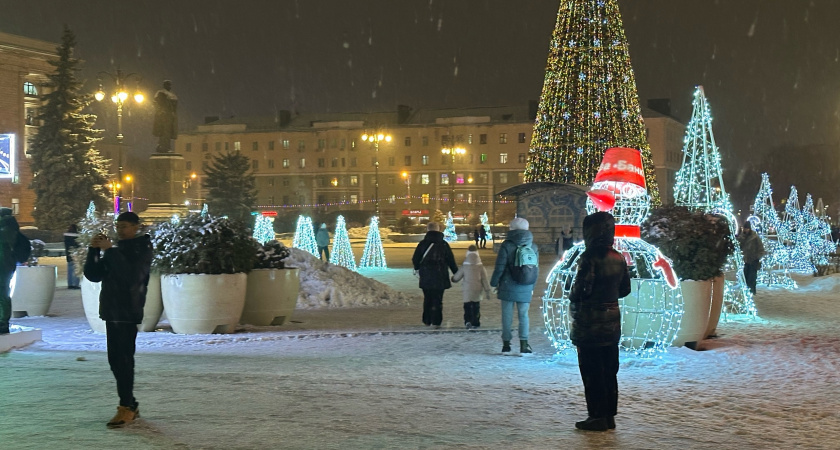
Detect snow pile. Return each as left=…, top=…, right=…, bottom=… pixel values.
left=285, top=247, right=415, bottom=308
left=347, top=226, right=392, bottom=241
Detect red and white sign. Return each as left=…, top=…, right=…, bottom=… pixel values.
left=402, top=210, right=429, bottom=217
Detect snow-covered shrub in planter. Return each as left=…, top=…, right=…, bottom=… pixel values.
left=11, top=239, right=56, bottom=317
left=241, top=240, right=299, bottom=326
left=152, top=214, right=258, bottom=334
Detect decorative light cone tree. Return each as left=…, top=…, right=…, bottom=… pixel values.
left=523, top=0, right=660, bottom=205
left=782, top=186, right=812, bottom=272
left=751, top=174, right=797, bottom=288
left=801, top=194, right=836, bottom=270
left=253, top=214, right=275, bottom=244
left=329, top=215, right=356, bottom=271
left=480, top=212, right=493, bottom=241
left=292, top=215, right=318, bottom=256
left=443, top=211, right=458, bottom=242
left=543, top=147, right=682, bottom=356
left=359, top=216, right=387, bottom=269
left=672, top=86, right=755, bottom=318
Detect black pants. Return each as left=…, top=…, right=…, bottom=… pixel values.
left=0, top=271, right=13, bottom=333
left=744, top=261, right=760, bottom=295
left=421, top=289, right=444, bottom=326
left=319, top=246, right=330, bottom=261
left=480, top=237, right=486, bottom=248
left=106, top=321, right=138, bottom=407
left=463, top=301, right=481, bottom=327
left=577, top=344, right=619, bottom=419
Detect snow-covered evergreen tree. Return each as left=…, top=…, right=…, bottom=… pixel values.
left=443, top=211, right=457, bottom=242
left=253, top=215, right=275, bottom=244
left=292, top=216, right=318, bottom=256
left=359, top=216, right=387, bottom=269
left=203, top=151, right=257, bottom=221
left=29, top=26, right=110, bottom=229
left=329, top=215, right=356, bottom=271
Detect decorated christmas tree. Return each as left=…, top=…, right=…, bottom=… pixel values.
left=672, top=86, right=755, bottom=316
left=751, top=174, right=796, bottom=288
left=523, top=0, right=660, bottom=204
left=292, top=215, right=319, bottom=256
left=480, top=212, right=493, bottom=241
left=253, top=215, right=275, bottom=245
left=443, top=211, right=458, bottom=242
left=800, top=194, right=835, bottom=270
left=329, top=215, right=356, bottom=270
left=782, top=186, right=812, bottom=272
left=359, top=216, right=387, bottom=269
left=200, top=203, right=209, bottom=218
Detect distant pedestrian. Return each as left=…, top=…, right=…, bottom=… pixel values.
left=315, top=223, right=330, bottom=261
left=0, top=209, right=31, bottom=335
left=737, top=221, right=765, bottom=295
left=412, top=222, right=458, bottom=328
left=479, top=225, right=488, bottom=248
left=451, top=244, right=492, bottom=329
left=474, top=226, right=481, bottom=248
left=64, top=223, right=80, bottom=289
left=490, top=217, right=539, bottom=354
left=568, top=211, right=631, bottom=432
left=561, top=226, right=574, bottom=253
left=84, top=212, right=153, bottom=428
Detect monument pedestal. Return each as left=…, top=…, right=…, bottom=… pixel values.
left=139, top=153, right=188, bottom=224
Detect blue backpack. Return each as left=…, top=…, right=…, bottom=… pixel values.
left=509, top=244, right=538, bottom=285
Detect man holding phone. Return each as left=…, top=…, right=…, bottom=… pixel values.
left=84, top=212, right=153, bottom=428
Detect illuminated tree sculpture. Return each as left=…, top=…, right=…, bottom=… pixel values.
left=801, top=194, right=835, bottom=270
left=292, top=215, right=318, bottom=256
left=751, top=174, right=796, bottom=288
left=253, top=214, right=275, bottom=245
left=672, top=86, right=755, bottom=316
left=480, top=212, right=493, bottom=241
left=523, top=0, right=660, bottom=204
left=443, top=211, right=458, bottom=242
left=359, top=216, right=387, bottom=269
left=781, top=186, right=812, bottom=272
left=329, top=215, right=356, bottom=271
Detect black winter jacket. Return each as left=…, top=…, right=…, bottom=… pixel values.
left=569, top=212, right=631, bottom=347
left=84, top=235, right=153, bottom=323
left=412, top=231, right=458, bottom=291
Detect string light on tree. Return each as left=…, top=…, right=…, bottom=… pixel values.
left=443, top=211, right=458, bottom=242
left=253, top=214, right=275, bottom=245
left=672, top=86, right=755, bottom=317
left=359, top=216, right=387, bottom=269
left=751, top=174, right=797, bottom=288
left=799, top=194, right=835, bottom=270
left=480, top=212, right=493, bottom=241
left=523, top=0, right=660, bottom=205
left=781, top=186, right=813, bottom=272
left=292, top=215, right=319, bottom=256
left=329, top=215, right=356, bottom=271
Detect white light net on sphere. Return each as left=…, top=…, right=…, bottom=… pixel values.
left=542, top=152, right=683, bottom=357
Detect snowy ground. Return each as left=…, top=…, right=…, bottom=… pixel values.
left=2, top=261, right=840, bottom=449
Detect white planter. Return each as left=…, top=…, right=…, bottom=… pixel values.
left=161, top=273, right=247, bottom=334
left=81, top=277, right=107, bottom=333
left=672, top=279, right=713, bottom=347
left=81, top=274, right=165, bottom=333
left=705, top=275, right=725, bottom=338
left=241, top=268, right=300, bottom=326
left=11, top=265, right=57, bottom=317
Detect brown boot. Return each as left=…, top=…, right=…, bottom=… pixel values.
left=107, top=405, right=137, bottom=428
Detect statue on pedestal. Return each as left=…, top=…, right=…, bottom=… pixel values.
left=152, top=80, right=178, bottom=153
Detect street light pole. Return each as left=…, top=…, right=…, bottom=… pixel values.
left=361, top=131, right=391, bottom=217
left=95, top=69, right=144, bottom=214
left=402, top=171, right=411, bottom=205
left=441, top=144, right=465, bottom=215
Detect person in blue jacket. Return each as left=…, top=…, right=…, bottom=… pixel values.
left=490, top=217, right=539, bottom=354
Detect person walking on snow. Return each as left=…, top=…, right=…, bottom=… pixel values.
left=0, top=209, right=31, bottom=335
left=412, top=222, right=458, bottom=328
left=736, top=221, right=764, bottom=295
left=84, top=212, right=153, bottom=428
left=490, top=217, right=539, bottom=354
left=451, top=244, right=492, bottom=329
left=569, top=211, right=631, bottom=432
left=315, top=223, right=330, bottom=261
left=479, top=225, right=488, bottom=248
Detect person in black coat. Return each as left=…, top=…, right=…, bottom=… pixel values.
left=568, top=211, right=631, bottom=432
left=0, top=210, right=31, bottom=334
left=411, top=222, right=458, bottom=328
left=84, top=212, right=153, bottom=428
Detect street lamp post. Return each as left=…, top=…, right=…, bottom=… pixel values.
left=361, top=132, right=391, bottom=217
left=124, top=174, right=135, bottom=212
left=401, top=171, right=411, bottom=205
left=441, top=144, right=465, bottom=214
left=95, top=69, right=144, bottom=213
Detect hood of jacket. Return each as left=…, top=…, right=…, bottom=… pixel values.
left=505, top=229, right=533, bottom=246
left=583, top=212, right=615, bottom=252
left=463, top=250, right=482, bottom=265
left=423, top=230, right=445, bottom=244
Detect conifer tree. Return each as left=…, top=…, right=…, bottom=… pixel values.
left=203, top=151, right=257, bottom=221
left=29, top=26, right=110, bottom=229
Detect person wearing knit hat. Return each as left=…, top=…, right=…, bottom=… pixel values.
left=490, top=217, right=539, bottom=354
left=411, top=222, right=459, bottom=328
left=315, top=223, right=331, bottom=261
left=450, top=245, right=492, bottom=329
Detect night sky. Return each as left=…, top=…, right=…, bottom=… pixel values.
left=1, top=1, right=838, bottom=210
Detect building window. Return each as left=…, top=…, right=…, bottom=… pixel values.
left=252, top=141, right=259, bottom=151
left=500, top=153, right=508, bottom=164
left=299, top=158, right=306, bottom=168
left=331, top=157, right=338, bottom=167
left=234, top=141, right=241, bottom=151
left=404, top=156, right=412, bottom=166
left=185, top=143, right=192, bottom=152
left=422, top=136, right=429, bottom=146
left=202, top=143, right=209, bottom=152
left=282, top=195, right=289, bottom=204
left=479, top=173, right=488, bottom=184
left=282, top=178, right=290, bottom=186
left=318, top=139, right=326, bottom=150
left=252, top=160, right=259, bottom=170
left=268, top=159, right=275, bottom=168
left=479, top=153, right=487, bottom=163
left=23, top=81, right=37, bottom=96
left=268, top=178, right=275, bottom=187
left=282, top=158, right=290, bottom=168
left=404, top=137, right=411, bottom=146
left=318, top=158, right=325, bottom=168
left=331, top=177, right=339, bottom=187
left=341, top=157, right=346, bottom=167
left=215, top=142, right=222, bottom=151
left=518, top=153, right=527, bottom=163
left=421, top=174, right=430, bottom=185
left=350, top=194, right=358, bottom=204
left=388, top=156, right=395, bottom=166
left=350, top=175, right=358, bottom=186
left=440, top=173, right=449, bottom=185
left=268, top=140, right=275, bottom=150
left=282, top=139, right=290, bottom=149
left=340, top=138, right=346, bottom=150
left=11, top=198, right=19, bottom=215
left=298, top=140, right=306, bottom=151
left=330, top=139, right=338, bottom=149
left=467, top=134, right=473, bottom=144
left=500, top=172, right=508, bottom=183
left=421, top=155, right=429, bottom=166
left=350, top=157, right=357, bottom=167
left=518, top=132, right=526, bottom=143
left=422, top=194, right=430, bottom=204
left=456, top=173, right=465, bottom=184
left=499, top=133, right=507, bottom=144
left=479, top=134, right=487, bottom=144
left=387, top=175, right=395, bottom=185
left=185, top=161, right=192, bottom=170
left=388, top=195, right=396, bottom=204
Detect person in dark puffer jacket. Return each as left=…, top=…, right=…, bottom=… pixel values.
left=569, top=211, right=631, bottom=432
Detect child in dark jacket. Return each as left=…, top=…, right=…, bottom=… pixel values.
left=568, top=211, right=631, bottom=432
